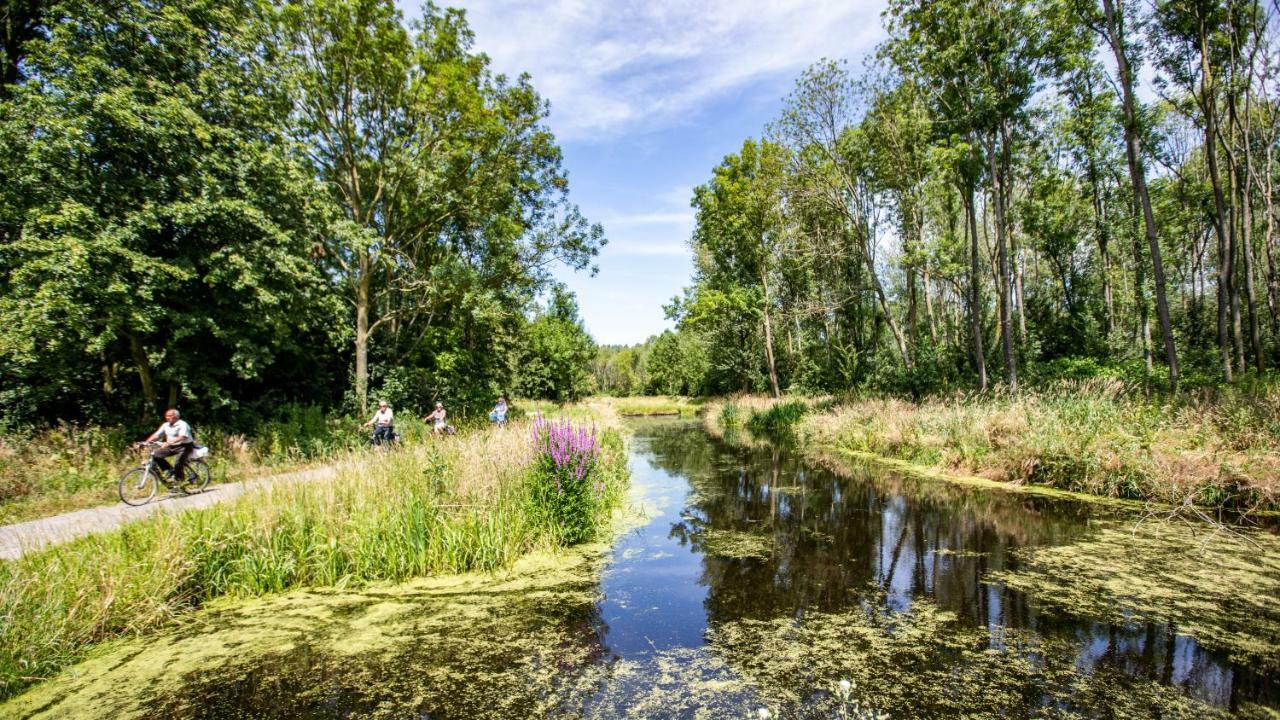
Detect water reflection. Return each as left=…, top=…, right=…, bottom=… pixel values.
left=635, top=419, right=1278, bottom=715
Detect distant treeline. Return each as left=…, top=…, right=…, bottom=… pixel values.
left=0, top=0, right=597, bottom=429
left=646, top=0, right=1280, bottom=398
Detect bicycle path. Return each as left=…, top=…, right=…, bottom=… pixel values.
left=0, top=465, right=337, bottom=561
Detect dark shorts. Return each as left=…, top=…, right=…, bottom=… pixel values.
left=153, top=443, right=193, bottom=473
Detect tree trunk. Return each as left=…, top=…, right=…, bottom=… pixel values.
left=355, top=253, right=371, bottom=414
left=126, top=330, right=158, bottom=416
left=1198, top=19, right=1236, bottom=382
left=988, top=129, right=1017, bottom=390
left=1101, top=0, right=1179, bottom=390
left=1087, top=154, right=1116, bottom=337
left=761, top=269, right=781, bottom=398
left=964, top=178, right=989, bottom=391
left=1240, top=147, right=1264, bottom=372
left=923, top=267, right=939, bottom=343
left=1263, top=140, right=1280, bottom=356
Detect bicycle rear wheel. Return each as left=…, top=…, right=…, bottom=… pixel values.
left=118, top=467, right=158, bottom=506
left=181, top=460, right=211, bottom=493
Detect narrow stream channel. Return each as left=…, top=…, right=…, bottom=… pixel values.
left=8, top=418, right=1278, bottom=719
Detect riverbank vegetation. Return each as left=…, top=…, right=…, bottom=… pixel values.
left=0, top=399, right=570, bottom=523
left=705, top=385, right=1280, bottom=511
left=0, top=411, right=629, bottom=700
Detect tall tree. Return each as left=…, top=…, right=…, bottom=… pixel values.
left=1095, top=0, right=1181, bottom=389
left=282, top=0, right=602, bottom=411
left=0, top=0, right=341, bottom=421
left=691, top=139, right=789, bottom=397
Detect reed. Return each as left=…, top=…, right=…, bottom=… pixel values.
left=0, top=411, right=629, bottom=700
left=802, top=380, right=1280, bottom=510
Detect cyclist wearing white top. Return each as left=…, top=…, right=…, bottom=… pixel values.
left=424, top=402, right=447, bottom=434
left=143, top=408, right=194, bottom=484
left=362, top=400, right=395, bottom=444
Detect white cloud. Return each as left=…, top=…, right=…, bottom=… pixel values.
left=421, top=0, right=887, bottom=141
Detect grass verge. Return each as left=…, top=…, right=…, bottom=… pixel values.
left=0, top=407, right=629, bottom=701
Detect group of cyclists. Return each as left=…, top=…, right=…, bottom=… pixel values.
left=134, top=397, right=510, bottom=487
left=359, top=396, right=509, bottom=446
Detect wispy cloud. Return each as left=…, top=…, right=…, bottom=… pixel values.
left=433, top=0, right=887, bottom=141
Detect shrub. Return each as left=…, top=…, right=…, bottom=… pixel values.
left=719, top=402, right=741, bottom=429
left=527, top=418, right=605, bottom=544
left=746, top=400, right=808, bottom=435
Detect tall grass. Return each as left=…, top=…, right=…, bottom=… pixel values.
left=801, top=380, right=1280, bottom=509
left=0, top=413, right=629, bottom=700
left=745, top=400, right=809, bottom=435
left=0, top=405, right=414, bottom=523
left=602, top=396, right=703, bottom=417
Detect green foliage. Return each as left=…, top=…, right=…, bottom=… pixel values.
left=745, top=400, right=808, bottom=435
left=644, top=330, right=709, bottom=396
left=718, top=402, right=741, bottom=429
left=513, top=287, right=595, bottom=403
left=0, top=0, right=343, bottom=424
left=526, top=420, right=624, bottom=545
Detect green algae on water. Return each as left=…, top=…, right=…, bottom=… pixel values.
left=0, top=550, right=610, bottom=720
left=699, top=528, right=774, bottom=560
left=989, top=518, right=1280, bottom=672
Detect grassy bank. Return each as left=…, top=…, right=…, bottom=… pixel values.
left=0, top=406, right=629, bottom=700
left=0, top=407, right=379, bottom=524
left=703, top=381, right=1280, bottom=511
left=0, top=403, right=553, bottom=524
left=600, top=395, right=703, bottom=417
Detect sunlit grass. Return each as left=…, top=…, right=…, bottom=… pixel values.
left=0, top=410, right=629, bottom=700
left=598, top=395, right=704, bottom=417
left=801, top=380, right=1280, bottom=509
left=0, top=406, right=411, bottom=523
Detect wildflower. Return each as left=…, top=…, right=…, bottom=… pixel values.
left=839, top=678, right=852, bottom=696
left=757, top=709, right=771, bottom=720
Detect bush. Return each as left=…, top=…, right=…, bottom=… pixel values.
left=719, top=403, right=741, bottom=429
left=527, top=418, right=607, bottom=544
left=746, top=400, right=808, bottom=435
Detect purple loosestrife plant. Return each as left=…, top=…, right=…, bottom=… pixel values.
left=529, top=417, right=603, bottom=544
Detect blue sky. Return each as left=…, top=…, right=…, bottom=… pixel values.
left=405, top=1, right=889, bottom=345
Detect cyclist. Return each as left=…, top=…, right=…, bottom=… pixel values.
left=142, top=408, right=195, bottom=486
left=489, top=396, right=508, bottom=427
left=362, top=400, right=396, bottom=444
left=424, top=401, right=448, bottom=435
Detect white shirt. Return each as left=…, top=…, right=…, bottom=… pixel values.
left=372, top=407, right=394, bottom=426
left=156, top=420, right=192, bottom=444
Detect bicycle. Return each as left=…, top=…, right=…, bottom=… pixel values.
left=368, top=425, right=401, bottom=448
left=118, top=441, right=212, bottom=506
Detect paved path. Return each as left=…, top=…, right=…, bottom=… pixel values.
left=0, top=466, right=337, bottom=561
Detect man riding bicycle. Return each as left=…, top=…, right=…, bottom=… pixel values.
left=142, top=408, right=195, bottom=486
left=362, top=400, right=396, bottom=444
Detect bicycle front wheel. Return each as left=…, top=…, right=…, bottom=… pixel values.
left=118, top=467, right=158, bottom=506
left=182, top=460, right=211, bottom=493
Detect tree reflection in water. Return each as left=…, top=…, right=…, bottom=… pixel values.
left=642, top=419, right=1277, bottom=716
